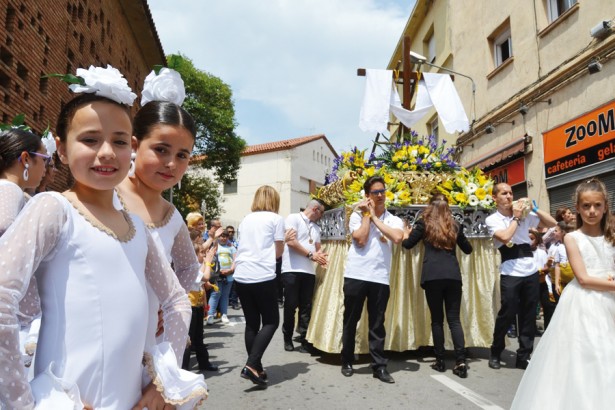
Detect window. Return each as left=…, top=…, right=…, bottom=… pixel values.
left=423, top=26, right=436, bottom=63
left=428, top=116, right=439, bottom=143
left=547, top=0, right=577, bottom=22
left=494, top=29, right=512, bottom=67
left=223, top=179, right=237, bottom=194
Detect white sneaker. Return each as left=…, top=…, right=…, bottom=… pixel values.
left=206, top=315, right=214, bottom=325
left=221, top=315, right=230, bottom=324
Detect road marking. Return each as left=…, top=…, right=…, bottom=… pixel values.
left=431, top=375, right=505, bottom=410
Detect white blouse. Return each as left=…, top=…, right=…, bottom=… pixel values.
left=0, top=192, right=191, bottom=409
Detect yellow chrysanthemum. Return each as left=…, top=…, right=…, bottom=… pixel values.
left=410, top=164, right=417, bottom=171
left=383, top=173, right=395, bottom=185
left=348, top=180, right=363, bottom=193
left=365, top=166, right=376, bottom=177
left=385, top=191, right=395, bottom=201
left=454, top=192, right=467, bottom=203
left=475, top=187, right=487, bottom=200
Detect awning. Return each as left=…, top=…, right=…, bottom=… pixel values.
left=464, top=137, right=525, bottom=169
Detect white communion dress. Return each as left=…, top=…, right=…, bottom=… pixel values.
left=511, top=230, right=615, bottom=409
left=0, top=192, right=201, bottom=409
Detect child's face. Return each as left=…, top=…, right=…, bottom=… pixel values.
left=134, top=124, right=194, bottom=192
left=576, top=191, right=606, bottom=228
left=57, top=101, right=132, bottom=191
left=553, top=226, right=562, bottom=241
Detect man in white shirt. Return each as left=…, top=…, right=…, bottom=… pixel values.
left=485, top=183, right=556, bottom=370
left=281, top=199, right=328, bottom=353
left=341, top=176, right=404, bottom=384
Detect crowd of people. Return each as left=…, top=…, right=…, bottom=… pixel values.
left=0, top=63, right=614, bottom=409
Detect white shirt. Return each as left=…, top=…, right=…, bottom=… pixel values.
left=486, top=210, right=540, bottom=277
left=550, top=241, right=569, bottom=264
left=234, top=211, right=285, bottom=283
left=343, top=210, right=404, bottom=285
left=281, top=212, right=320, bottom=275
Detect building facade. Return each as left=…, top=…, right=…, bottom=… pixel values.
left=195, top=134, right=337, bottom=227
left=388, top=0, right=615, bottom=213
left=0, top=0, right=165, bottom=189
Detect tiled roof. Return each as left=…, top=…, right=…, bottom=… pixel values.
left=243, top=134, right=337, bottom=157
left=190, top=134, right=337, bottom=163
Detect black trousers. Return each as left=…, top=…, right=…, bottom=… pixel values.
left=539, top=281, right=556, bottom=330
left=423, top=279, right=465, bottom=362
left=341, top=277, right=390, bottom=370
left=491, top=273, right=539, bottom=361
left=182, top=306, right=210, bottom=370
left=236, top=278, right=280, bottom=371
left=282, top=272, right=315, bottom=344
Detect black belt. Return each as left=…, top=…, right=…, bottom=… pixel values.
left=498, top=243, right=533, bottom=262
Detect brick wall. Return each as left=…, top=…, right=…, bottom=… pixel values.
left=0, top=0, right=165, bottom=190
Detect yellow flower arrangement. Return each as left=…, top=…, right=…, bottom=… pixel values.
left=437, top=167, right=495, bottom=209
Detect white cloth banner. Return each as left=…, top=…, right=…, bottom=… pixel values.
left=359, top=70, right=470, bottom=134
left=422, top=72, right=470, bottom=133
left=358, top=69, right=393, bottom=133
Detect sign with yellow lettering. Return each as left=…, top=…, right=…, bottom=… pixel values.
left=543, top=99, right=615, bottom=178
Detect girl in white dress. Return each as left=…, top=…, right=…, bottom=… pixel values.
left=0, top=67, right=199, bottom=409
left=0, top=128, right=50, bottom=234
left=115, top=68, right=218, bottom=372
left=511, top=178, right=615, bottom=409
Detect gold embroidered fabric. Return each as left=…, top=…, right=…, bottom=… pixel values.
left=306, top=238, right=500, bottom=353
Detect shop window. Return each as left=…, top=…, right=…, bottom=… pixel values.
left=223, top=179, right=238, bottom=194
left=547, top=0, right=577, bottom=22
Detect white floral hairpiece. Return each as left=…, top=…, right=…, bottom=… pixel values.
left=41, top=128, right=56, bottom=157
left=141, top=67, right=186, bottom=106
left=52, top=65, right=137, bottom=106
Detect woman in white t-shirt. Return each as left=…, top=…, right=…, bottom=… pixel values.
left=234, top=185, right=285, bottom=388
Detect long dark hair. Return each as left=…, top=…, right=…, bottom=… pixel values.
left=0, top=129, right=42, bottom=173
left=133, top=101, right=196, bottom=142
left=423, top=193, right=457, bottom=250
left=574, top=178, right=615, bottom=245
left=56, top=93, right=131, bottom=142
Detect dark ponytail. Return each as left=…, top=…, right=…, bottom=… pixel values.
left=0, top=129, right=42, bottom=173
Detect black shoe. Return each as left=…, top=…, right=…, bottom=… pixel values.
left=240, top=366, right=268, bottom=387
left=199, top=363, right=219, bottom=372
left=507, top=324, right=518, bottom=338
left=284, top=341, right=294, bottom=352
left=431, top=358, right=445, bottom=372
left=453, top=362, right=468, bottom=378
left=515, top=358, right=529, bottom=369
left=259, top=370, right=268, bottom=382
left=488, top=356, right=501, bottom=369
left=373, top=367, right=395, bottom=383
left=341, top=363, right=353, bottom=377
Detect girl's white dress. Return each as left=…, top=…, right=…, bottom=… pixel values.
left=511, top=231, right=615, bottom=409
left=0, top=193, right=194, bottom=409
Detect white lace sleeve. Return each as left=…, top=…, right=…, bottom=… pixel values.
left=170, top=222, right=200, bottom=292
left=0, top=193, right=66, bottom=409
left=0, top=182, right=25, bottom=236
left=144, top=230, right=191, bottom=365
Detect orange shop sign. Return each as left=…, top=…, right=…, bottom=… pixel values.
left=543, top=99, right=615, bottom=178
left=486, top=157, right=525, bottom=187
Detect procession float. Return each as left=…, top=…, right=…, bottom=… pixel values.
left=306, top=132, right=502, bottom=353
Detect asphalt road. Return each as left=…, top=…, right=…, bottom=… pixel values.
left=192, top=309, right=529, bottom=410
